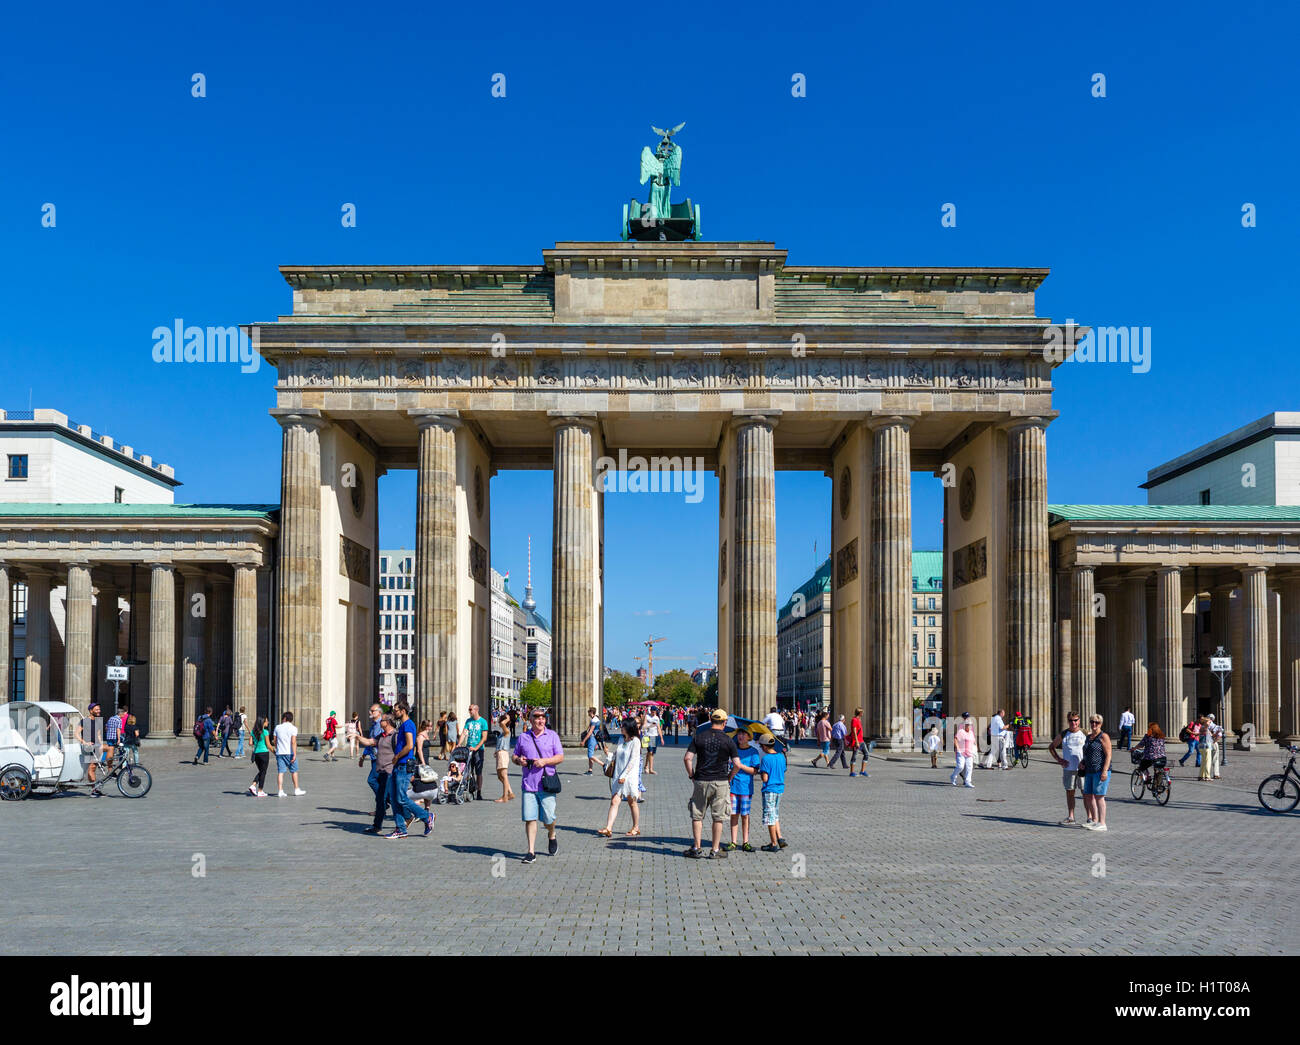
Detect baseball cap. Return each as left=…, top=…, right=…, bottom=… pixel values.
left=1207, top=713, right=1215, bottom=720
left=961, top=711, right=970, bottom=719
left=710, top=709, right=727, bottom=722
left=759, top=734, right=777, bottom=747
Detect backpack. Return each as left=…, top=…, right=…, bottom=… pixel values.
left=1178, top=725, right=1191, bottom=744
left=193, top=717, right=206, bottom=739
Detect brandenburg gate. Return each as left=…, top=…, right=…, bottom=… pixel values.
left=257, top=240, right=1060, bottom=744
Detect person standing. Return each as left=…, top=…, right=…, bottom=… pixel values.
left=597, top=717, right=642, bottom=838
left=121, top=714, right=141, bottom=765
left=644, top=707, right=661, bottom=774
left=984, top=708, right=1007, bottom=770
left=345, top=712, right=360, bottom=759
left=762, top=706, right=786, bottom=741
left=950, top=713, right=977, bottom=788
left=726, top=729, right=762, bottom=852
left=459, top=704, right=489, bottom=800
left=356, top=714, right=397, bottom=831
left=234, top=706, right=248, bottom=758
left=322, top=711, right=340, bottom=762
left=1118, top=707, right=1135, bottom=750
left=582, top=708, right=606, bottom=775
left=1079, top=714, right=1111, bottom=831
left=924, top=722, right=941, bottom=768
left=757, top=734, right=787, bottom=852
left=494, top=712, right=517, bottom=802
left=1048, top=711, right=1086, bottom=824
left=246, top=717, right=271, bottom=798
left=387, top=702, right=434, bottom=838
left=1203, top=714, right=1224, bottom=780
left=436, top=712, right=450, bottom=759
left=272, top=712, right=306, bottom=796
left=848, top=708, right=869, bottom=778
left=810, top=712, right=832, bottom=767
left=513, top=708, right=564, bottom=862
left=683, top=709, right=744, bottom=860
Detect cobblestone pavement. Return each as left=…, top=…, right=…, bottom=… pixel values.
left=2, top=738, right=1296, bottom=955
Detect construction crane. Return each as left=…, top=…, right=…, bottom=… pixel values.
left=643, top=635, right=667, bottom=688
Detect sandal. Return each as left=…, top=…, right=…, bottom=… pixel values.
left=625, top=829, right=641, bottom=836
left=494, top=798, right=508, bottom=803
left=596, top=828, right=612, bottom=837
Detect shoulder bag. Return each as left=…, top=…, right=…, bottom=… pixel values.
left=525, top=731, right=562, bottom=794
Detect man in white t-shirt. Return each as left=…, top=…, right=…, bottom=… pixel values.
left=1118, top=708, right=1136, bottom=750
left=1049, top=712, right=1086, bottom=825
left=763, top=707, right=786, bottom=736
left=984, top=709, right=1007, bottom=769
left=272, top=711, right=306, bottom=797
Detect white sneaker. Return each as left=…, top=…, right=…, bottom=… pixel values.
left=255, top=791, right=268, bottom=798
left=1094, top=823, right=1108, bottom=831
left=293, top=788, right=307, bottom=796
left=963, top=783, right=975, bottom=789
left=247, top=784, right=257, bottom=795
left=277, top=790, right=288, bottom=797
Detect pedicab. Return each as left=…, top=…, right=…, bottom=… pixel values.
left=0, top=701, right=152, bottom=800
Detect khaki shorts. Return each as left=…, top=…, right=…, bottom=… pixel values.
left=495, top=749, right=510, bottom=771
left=1062, top=768, right=1083, bottom=791
left=688, top=779, right=730, bottom=823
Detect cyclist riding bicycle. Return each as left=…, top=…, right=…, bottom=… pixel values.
left=1132, top=723, right=1167, bottom=779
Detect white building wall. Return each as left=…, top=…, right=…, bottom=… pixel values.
left=489, top=568, right=514, bottom=703
left=1146, top=442, right=1279, bottom=507
left=1, top=429, right=175, bottom=504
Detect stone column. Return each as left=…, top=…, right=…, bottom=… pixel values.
left=0, top=562, right=9, bottom=700
left=1006, top=418, right=1052, bottom=734
left=272, top=409, right=325, bottom=736
left=24, top=569, right=51, bottom=702
left=1210, top=584, right=1235, bottom=733
left=731, top=413, right=778, bottom=723
left=95, top=578, right=120, bottom=704
left=147, top=563, right=176, bottom=738
left=1154, top=566, right=1184, bottom=733
left=64, top=562, right=94, bottom=709
left=1070, top=566, right=1096, bottom=723
left=232, top=564, right=258, bottom=718
left=1280, top=574, right=1300, bottom=746
left=413, top=411, right=460, bottom=723
left=1241, top=565, right=1271, bottom=745
left=1055, top=569, right=1073, bottom=725
left=180, top=569, right=207, bottom=725
left=209, top=576, right=232, bottom=710
left=1096, top=578, right=1119, bottom=734
left=868, top=415, right=913, bottom=746
left=1122, top=573, right=1149, bottom=728
left=551, top=414, right=599, bottom=742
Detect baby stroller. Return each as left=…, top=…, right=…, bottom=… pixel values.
left=439, top=745, right=477, bottom=804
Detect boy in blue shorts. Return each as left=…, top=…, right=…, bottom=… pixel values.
left=758, top=735, right=787, bottom=852
left=727, top=729, right=762, bottom=852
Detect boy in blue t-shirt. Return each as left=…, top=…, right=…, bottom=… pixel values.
left=727, top=729, right=763, bottom=853
left=758, top=735, right=788, bottom=852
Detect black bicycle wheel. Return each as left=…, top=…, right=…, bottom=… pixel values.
left=1129, top=769, right=1146, bottom=800
left=1018, top=749, right=1029, bottom=769
left=1155, top=774, right=1171, bottom=805
left=1258, top=774, right=1300, bottom=813
left=116, top=764, right=153, bottom=798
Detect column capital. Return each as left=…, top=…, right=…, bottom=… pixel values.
left=1072, top=564, right=1096, bottom=576
left=1238, top=563, right=1269, bottom=578
left=269, top=407, right=327, bottom=432
left=547, top=411, right=598, bottom=431
left=145, top=559, right=175, bottom=571
left=409, top=408, right=462, bottom=432
left=997, top=412, right=1058, bottom=434
left=865, top=412, right=918, bottom=432
left=1155, top=564, right=1182, bottom=578
left=230, top=560, right=261, bottom=572
left=728, top=409, right=781, bottom=432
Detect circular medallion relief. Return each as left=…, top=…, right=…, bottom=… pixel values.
left=350, top=467, right=365, bottom=518
left=474, top=466, right=484, bottom=520
left=839, top=467, right=851, bottom=520
left=959, top=467, right=976, bottom=522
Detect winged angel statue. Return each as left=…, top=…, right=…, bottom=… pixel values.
left=623, top=123, right=701, bottom=241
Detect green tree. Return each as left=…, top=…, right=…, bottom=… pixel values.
left=604, top=670, right=645, bottom=706
left=653, top=668, right=701, bottom=707
left=519, top=678, right=551, bottom=706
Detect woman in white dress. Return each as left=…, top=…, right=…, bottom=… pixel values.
left=596, top=718, right=642, bottom=837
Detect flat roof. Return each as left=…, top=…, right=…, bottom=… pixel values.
left=0, top=503, right=276, bottom=519
left=1142, top=412, right=1300, bottom=489
left=1049, top=504, right=1300, bottom=523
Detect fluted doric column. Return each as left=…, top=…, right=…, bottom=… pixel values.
left=869, top=415, right=913, bottom=746
left=1122, top=573, right=1150, bottom=728
left=272, top=408, right=326, bottom=736
left=1154, top=566, right=1184, bottom=733
left=147, top=563, right=175, bottom=737
left=1096, top=578, right=1120, bottom=734
left=232, top=564, right=258, bottom=719
left=1241, top=565, right=1271, bottom=745
left=412, top=410, right=460, bottom=724
left=731, top=412, right=778, bottom=723
left=95, top=578, right=120, bottom=704
left=1280, top=574, right=1300, bottom=745
left=180, top=569, right=207, bottom=725
left=209, top=576, right=232, bottom=708
left=1006, top=418, right=1052, bottom=733
left=24, top=569, right=51, bottom=702
left=1071, top=566, right=1097, bottom=723
left=551, top=414, right=601, bottom=742
left=64, top=562, right=94, bottom=709
left=1210, top=584, right=1235, bottom=734
left=0, top=562, right=10, bottom=700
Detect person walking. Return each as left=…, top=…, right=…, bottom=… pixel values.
left=233, top=706, right=248, bottom=758
left=1118, top=707, right=1135, bottom=750
left=345, top=712, right=360, bottom=759
left=1048, top=711, right=1086, bottom=824
left=246, top=717, right=272, bottom=797
left=356, top=714, right=397, bottom=832
left=1179, top=718, right=1202, bottom=767
left=444, top=712, right=459, bottom=758
left=597, top=717, right=642, bottom=837
left=827, top=715, right=849, bottom=769
left=582, top=707, right=606, bottom=775
left=192, top=706, right=215, bottom=765
left=810, top=711, right=832, bottom=767
left=683, top=709, right=744, bottom=860
left=1079, top=714, right=1111, bottom=831
left=213, top=707, right=234, bottom=759
left=924, top=722, right=941, bottom=768
left=272, top=712, right=306, bottom=796
left=950, top=713, right=977, bottom=788
left=494, top=712, right=517, bottom=802
left=387, top=702, right=433, bottom=838
left=848, top=708, right=869, bottom=778
left=436, top=712, right=450, bottom=759
left=459, top=704, right=489, bottom=800
left=513, top=708, right=564, bottom=863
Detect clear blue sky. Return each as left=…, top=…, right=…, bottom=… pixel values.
left=2, top=0, right=1295, bottom=674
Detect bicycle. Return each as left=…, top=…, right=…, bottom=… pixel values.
left=1129, top=756, right=1172, bottom=805
left=1257, top=746, right=1300, bottom=813
left=1011, top=744, right=1030, bottom=769
left=94, top=745, right=153, bottom=798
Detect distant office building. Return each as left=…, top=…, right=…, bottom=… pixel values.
left=490, top=568, right=519, bottom=704
left=518, top=542, right=551, bottom=684
left=910, top=551, right=944, bottom=705
left=377, top=550, right=414, bottom=704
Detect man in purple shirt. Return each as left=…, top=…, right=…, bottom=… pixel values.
left=512, top=709, right=564, bottom=864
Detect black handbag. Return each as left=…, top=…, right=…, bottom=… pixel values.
left=524, top=731, right=562, bottom=794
